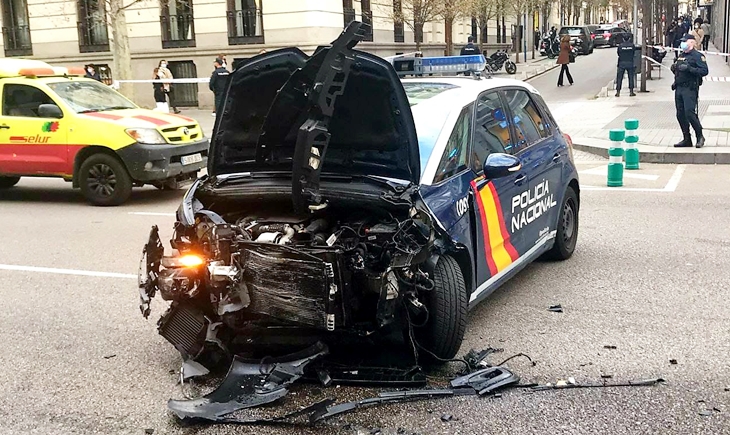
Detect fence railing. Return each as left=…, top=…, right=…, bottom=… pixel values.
left=2, top=26, right=32, bottom=56
left=394, top=21, right=405, bottom=43
left=160, top=14, right=196, bottom=48
left=78, top=18, right=109, bottom=53
left=227, top=8, right=264, bottom=45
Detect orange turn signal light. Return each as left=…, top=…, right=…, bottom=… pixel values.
left=178, top=254, right=205, bottom=267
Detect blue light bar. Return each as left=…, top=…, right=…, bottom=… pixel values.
left=388, top=54, right=486, bottom=77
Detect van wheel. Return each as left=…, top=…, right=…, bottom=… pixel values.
left=79, top=153, right=132, bottom=206
left=543, top=187, right=579, bottom=260
left=416, top=255, right=467, bottom=361
left=0, top=176, right=20, bottom=188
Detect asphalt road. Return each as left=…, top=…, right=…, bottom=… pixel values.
left=528, top=44, right=619, bottom=102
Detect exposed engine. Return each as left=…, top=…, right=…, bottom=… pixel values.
left=140, top=200, right=439, bottom=361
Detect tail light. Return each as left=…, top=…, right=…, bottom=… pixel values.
left=563, top=133, right=575, bottom=162
left=591, top=34, right=596, bottom=40
left=604, top=32, right=610, bottom=38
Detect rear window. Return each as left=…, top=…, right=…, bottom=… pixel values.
left=403, top=82, right=458, bottom=106
left=560, top=27, right=584, bottom=36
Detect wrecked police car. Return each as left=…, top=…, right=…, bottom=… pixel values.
left=138, top=22, right=580, bottom=368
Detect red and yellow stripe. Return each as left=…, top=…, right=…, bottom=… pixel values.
left=470, top=178, right=520, bottom=277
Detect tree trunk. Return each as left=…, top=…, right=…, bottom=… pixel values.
left=445, top=17, right=453, bottom=56
left=109, top=0, right=134, bottom=101
left=414, top=22, right=423, bottom=52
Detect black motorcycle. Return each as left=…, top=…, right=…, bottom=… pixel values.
left=540, top=33, right=560, bottom=59
left=485, top=50, right=517, bottom=74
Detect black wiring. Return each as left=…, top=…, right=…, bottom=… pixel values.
left=496, top=353, right=536, bottom=367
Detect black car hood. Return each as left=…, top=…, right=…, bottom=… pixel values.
left=208, top=23, right=420, bottom=186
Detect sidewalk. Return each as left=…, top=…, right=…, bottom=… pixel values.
left=552, top=43, right=730, bottom=163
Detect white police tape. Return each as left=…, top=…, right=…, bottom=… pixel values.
left=650, top=45, right=730, bottom=57
left=111, top=77, right=210, bottom=89
left=643, top=55, right=730, bottom=82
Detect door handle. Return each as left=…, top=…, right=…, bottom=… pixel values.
left=514, top=174, right=527, bottom=185
left=552, top=153, right=561, bottom=162
left=0, top=125, right=9, bottom=129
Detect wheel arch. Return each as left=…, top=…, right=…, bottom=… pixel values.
left=73, top=146, right=128, bottom=188
left=568, top=177, right=580, bottom=210
left=448, top=244, right=475, bottom=294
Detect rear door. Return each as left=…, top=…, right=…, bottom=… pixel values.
left=468, top=90, right=526, bottom=288
left=502, top=88, right=563, bottom=247
left=0, top=83, right=69, bottom=175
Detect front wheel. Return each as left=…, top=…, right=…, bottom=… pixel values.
left=79, top=153, right=133, bottom=206
left=504, top=61, right=517, bottom=74
left=543, top=187, right=579, bottom=260
left=416, top=255, right=467, bottom=361
left=0, top=176, right=20, bottom=188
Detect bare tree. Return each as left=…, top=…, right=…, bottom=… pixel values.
left=389, top=0, right=444, bottom=51
left=443, top=0, right=460, bottom=55
left=102, top=0, right=143, bottom=100
left=463, top=0, right=503, bottom=50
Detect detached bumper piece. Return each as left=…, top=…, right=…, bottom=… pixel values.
left=168, top=341, right=328, bottom=422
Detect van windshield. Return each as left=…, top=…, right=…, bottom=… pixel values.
left=47, top=80, right=137, bottom=113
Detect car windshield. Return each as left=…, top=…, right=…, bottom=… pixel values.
left=560, top=27, right=584, bottom=35
left=403, top=82, right=459, bottom=174
left=46, top=80, right=137, bottom=113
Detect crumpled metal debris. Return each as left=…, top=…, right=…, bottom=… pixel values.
left=168, top=342, right=328, bottom=421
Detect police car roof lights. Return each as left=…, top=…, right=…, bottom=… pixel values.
left=389, top=54, right=487, bottom=79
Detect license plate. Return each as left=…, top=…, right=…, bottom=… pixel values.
left=181, top=153, right=202, bottom=165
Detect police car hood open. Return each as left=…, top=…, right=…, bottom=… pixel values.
left=208, top=22, right=420, bottom=192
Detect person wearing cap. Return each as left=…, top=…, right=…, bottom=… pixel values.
left=615, top=32, right=637, bottom=97
left=460, top=35, right=479, bottom=56
left=209, top=58, right=230, bottom=118
left=670, top=34, right=709, bottom=148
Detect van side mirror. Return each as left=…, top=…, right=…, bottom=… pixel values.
left=38, top=104, right=63, bottom=119
left=483, top=153, right=522, bottom=179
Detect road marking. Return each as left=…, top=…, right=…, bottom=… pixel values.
left=580, top=164, right=687, bottom=192
left=128, top=212, right=176, bottom=217
left=663, top=165, right=687, bottom=192
left=579, top=165, right=660, bottom=180
left=0, top=264, right=136, bottom=279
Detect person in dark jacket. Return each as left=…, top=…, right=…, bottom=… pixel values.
left=152, top=67, right=167, bottom=111
left=209, top=58, right=230, bottom=117
left=556, top=35, right=573, bottom=86
left=84, top=64, right=101, bottom=81
left=460, top=36, right=479, bottom=55
left=670, top=34, right=709, bottom=148
left=615, top=33, right=637, bottom=97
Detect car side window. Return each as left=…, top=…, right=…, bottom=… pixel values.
left=471, top=91, right=511, bottom=173
left=503, top=89, right=550, bottom=153
left=434, top=104, right=472, bottom=183
left=2, top=84, right=54, bottom=118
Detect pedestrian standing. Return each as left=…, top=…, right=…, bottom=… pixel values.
left=152, top=68, right=168, bottom=112
left=671, top=20, right=684, bottom=60
left=670, top=34, right=709, bottom=148
left=556, top=35, right=573, bottom=87
left=701, top=20, right=711, bottom=51
left=84, top=64, right=101, bottom=81
left=615, top=33, right=637, bottom=97
left=209, top=58, right=230, bottom=118
left=157, top=60, right=181, bottom=114
left=691, top=23, right=704, bottom=47
left=218, top=54, right=228, bottom=69
left=460, top=36, right=479, bottom=55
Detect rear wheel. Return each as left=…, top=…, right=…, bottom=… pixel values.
left=544, top=187, right=579, bottom=260
left=416, top=255, right=467, bottom=361
left=79, top=153, right=132, bottom=206
left=0, top=176, right=20, bottom=188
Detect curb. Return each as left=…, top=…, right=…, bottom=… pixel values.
left=572, top=137, right=730, bottom=164
left=524, top=63, right=560, bottom=82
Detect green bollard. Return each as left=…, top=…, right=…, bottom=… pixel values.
left=608, top=129, right=625, bottom=187
left=624, top=119, right=640, bottom=170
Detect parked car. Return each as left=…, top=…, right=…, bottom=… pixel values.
left=613, top=20, right=631, bottom=31
left=0, top=59, right=208, bottom=205
left=138, top=22, right=581, bottom=368
left=595, top=25, right=631, bottom=47
left=558, top=26, right=594, bottom=54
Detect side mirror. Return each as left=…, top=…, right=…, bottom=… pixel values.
left=38, top=104, right=63, bottom=119
left=483, top=153, right=522, bottom=179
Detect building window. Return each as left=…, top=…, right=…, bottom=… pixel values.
left=77, top=0, right=109, bottom=53
left=227, top=0, right=264, bottom=45
left=343, top=0, right=355, bottom=28
left=1, top=0, right=32, bottom=57
left=393, top=0, right=404, bottom=43
left=160, top=0, right=196, bottom=49
left=361, top=0, right=373, bottom=41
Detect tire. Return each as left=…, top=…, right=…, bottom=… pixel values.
left=548, top=52, right=556, bottom=59
left=79, top=153, right=133, bottom=206
left=417, top=255, right=467, bottom=361
left=504, top=61, right=517, bottom=74
left=544, top=187, right=579, bottom=260
left=0, top=176, right=20, bottom=188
